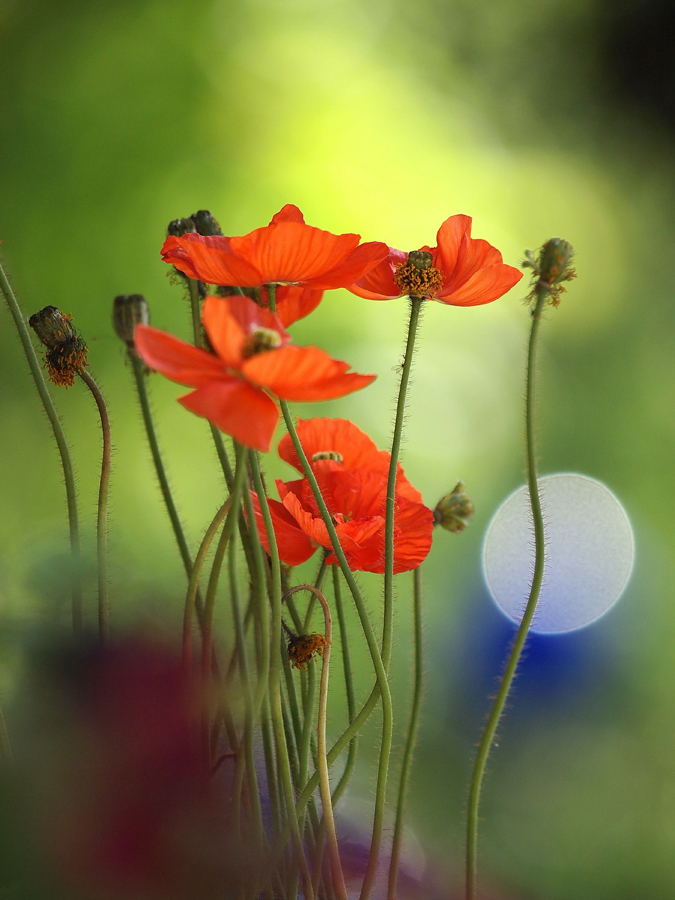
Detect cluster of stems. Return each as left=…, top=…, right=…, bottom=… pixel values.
left=1, top=232, right=570, bottom=900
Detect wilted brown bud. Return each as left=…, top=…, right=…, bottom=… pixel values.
left=112, top=294, right=149, bottom=350
left=287, top=633, right=330, bottom=670
left=433, top=481, right=475, bottom=533
left=29, top=306, right=88, bottom=388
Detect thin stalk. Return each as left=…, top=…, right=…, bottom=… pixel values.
left=202, top=444, right=247, bottom=689
left=78, top=370, right=111, bottom=644
left=279, top=400, right=392, bottom=900
left=242, top=476, right=271, bottom=716
left=465, top=283, right=549, bottom=900
left=129, top=352, right=205, bottom=607
left=332, top=565, right=358, bottom=805
left=228, top=534, right=264, bottom=848
left=249, top=449, right=315, bottom=900
left=183, top=497, right=231, bottom=666
left=387, top=567, right=423, bottom=900
left=0, top=259, right=83, bottom=636
left=285, top=584, right=347, bottom=900
left=303, top=554, right=328, bottom=632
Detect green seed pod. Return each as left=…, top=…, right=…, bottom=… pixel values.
left=167, top=217, right=197, bottom=237
left=191, top=210, right=223, bottom=236
left=433, top=481, right=475, bottom=533
left=539, top=238, right=574, bottom=286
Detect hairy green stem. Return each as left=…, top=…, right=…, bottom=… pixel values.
left=286, top=584, right=347, bottom=900
left=332, top=566, right=358, bottom=805
left=78, top=370, right=111, bottom=644
left=0, top=259, right=83, bottom=636
left=249, top=449, right=315, bottom=900
left=465, top=283, right=549, bottom=900
left=228, top=534, right=264, bottom=848
left=388, top=566, right=423, bottom=899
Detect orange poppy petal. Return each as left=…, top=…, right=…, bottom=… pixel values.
left=230, top=222, right=361, bottom=284
left=135, top=325, right=227, bottom=387
left=434, top=215, right=473, bottom=276
left=440, top=234, right=504, bottom=294
left=282, top=491, right=332, bottom=549
left=301, top=241, right=391, bottom=290
left=179, top=380, right=279, bottom=451
left=270, top=204, right=306, bottom=225
left=392, top=498, right=434, bottom=573
left=322, top=468, right=386, bottom=520
left=160, top=236, right=201, bottom=280
left=347, top=248, right=406, bottom=300
left=242, top=345, right=375, bottom=402
left=249, top=492, right=316, bottom=567
left=161, top=234, right=263, bottom=287
left=436, top=262, right=523, bottom=306
left=274, top=285, right=324, bottom=326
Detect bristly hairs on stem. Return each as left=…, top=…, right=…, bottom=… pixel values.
left=465, top=238, right=575, bottom=900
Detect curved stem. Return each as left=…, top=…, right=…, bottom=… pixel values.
left=0, top=259, right=83, bottom=637
left=78, top=369, right=111, bottom=644
left=228, top=533, right=264, bottom=848
left=201, top=443, right=247, bottom=687
left=388, top=566, right=423, bottom=900
left=331, top=565, right=358, bottom=805
left=249, top=449, right=315, bottom=900
left=183, top=498, right=231, bottom=665
left=465, top=283, right=549, bottom=900
left=284, top=584, right=347, bottom=900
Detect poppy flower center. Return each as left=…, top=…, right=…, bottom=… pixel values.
left=393, top=250, right=443, bottom=298
left=241, top=326, right=282, bottom=358
left=311, top=450, right=343, bottom=462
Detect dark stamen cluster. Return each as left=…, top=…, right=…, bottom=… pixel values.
left=241, top=326, right=282, bottom=359
left=29, top=306, right=88, bottom=388
left=287, top=633, right=330, bottom=670
left=393, top=250, right=443, bottom=298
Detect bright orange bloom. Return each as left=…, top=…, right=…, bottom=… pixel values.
left=220, top=283, right=324, bottom=327
left=161, top=204, right=389, bottom=294
left=134, top=297, right=375, bottom=452
left=251, top=419, right=434, bottom=573
left=349, top=214, right=522, bottom=305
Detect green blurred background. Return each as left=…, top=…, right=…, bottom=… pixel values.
left=2, top=0, right=675, bottom=896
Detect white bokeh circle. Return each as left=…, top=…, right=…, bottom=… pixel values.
left=483, top=474, right=634, bottom=633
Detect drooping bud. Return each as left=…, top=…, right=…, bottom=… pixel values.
left=29, top=306, right=88, bottom=388
left=190, top=210, right=223, bottom=237
left=433, top=481, right=475, bottom=533
left=287, top=632, right=330, bottom=670
left=112, top=294, right=149, bottom=350
left=523, top=238, right=575, bottom=308
left=393, top=249, right=443, bottom=298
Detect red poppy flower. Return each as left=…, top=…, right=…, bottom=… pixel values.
left=134, top=297, right=376, bottom=452
left=161, top=204, right=389, bottom=293
left=349, top=214, right=522, bottom=305
left=251, top=418, right=434, bottom=573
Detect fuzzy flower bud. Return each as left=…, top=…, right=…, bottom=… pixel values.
left=167, top=217, right=197, bottom=237
left=29, top=306, right=88, bottom=388
left=433, top=481, right=475, bottom=533
left=112, top=294, right=149, bottom=350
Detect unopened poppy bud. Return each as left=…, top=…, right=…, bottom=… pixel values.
left=112, top=294, right=149, bottom=349
left=523, top=238, right=575, bottom=308
left=433, top=481, right=475, bottom=533
left=29, top=305, right=88, bottom=388
left=191, top=209, right=223, bottom=236
left=167, top=217, right=197, bottom=237
left=287, top=632, right=330, bottom=670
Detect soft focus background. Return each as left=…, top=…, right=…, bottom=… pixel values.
left=1, top=0, right=675, bottom=897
